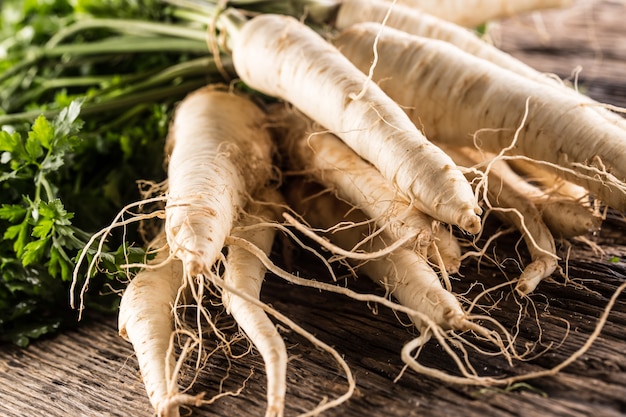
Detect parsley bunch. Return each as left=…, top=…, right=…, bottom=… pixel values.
left=1, top=104, right=84, bottom=279
left=0, top=0, right=226, bottom=345
left=0, top=103, right=88, bottom=345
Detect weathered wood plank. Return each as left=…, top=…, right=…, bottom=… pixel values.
left=493, top=0, right=626, bottom=106
left=2, top=1, right=626, bottom=416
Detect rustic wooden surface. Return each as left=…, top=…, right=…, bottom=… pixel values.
left=2, top=1, right=626, bottom=416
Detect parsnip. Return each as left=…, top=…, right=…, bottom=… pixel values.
left=334, top=23, right=626, bottom=210
left=271, top=105, right=435, bottom=248
left=508, top=158, right=591, bottom=204
left=384, top=0, right=573, bottom=27
left=334, top=0, right=626, bottom=133
left=335, top=0, right=558, bottom=82
left=123, top=84, right=276, bottom=417
left=467, top=150, right=601, bottom=238
left=230, top=13, right=482, bottom=234
left=165, top=85, right=274, bottom=276
left=286, top=180, right=466, bottom=332
left=118, top=238, right=199, bottom=417
left=443, top=145, right=559, bottom=295
left=428, top=225, right=462, bottom=275
left=222, top=189, right=287, bottom=417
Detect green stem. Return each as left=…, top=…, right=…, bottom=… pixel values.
left=40, top=176, right=55, bottom=203
left=34, top=171, right=43, bottom=204
left=91, top=103, right=152, bottom=135
left=46, top=18, right=207, bottom=48
left=171, top=8, right=216, bottom=25
left=0, top=55, right=41, bottom=85
left=0, top=79, right=209, bottom=125
left=1, top=56, right=227, bottom=125
left=9, top=76, right=119, bottom=111
left=38, top=76, right=115, bottom=89
left=23, top=56, right=219, bottom=105
left=81, top=79, right=210, bottom=113
left=167, top=0, right=339, bottom=24
left=1, top=37, right=209, bottom=89
left=101, top=56, right=229, bottom=100
left=51, top=234, right=75, bottom=264
left=45, top=36, right=208, bottom=56
left=164, top=0, right=218, bottom=15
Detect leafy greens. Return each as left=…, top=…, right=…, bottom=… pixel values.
left=0, top=0, right=224, bottom=345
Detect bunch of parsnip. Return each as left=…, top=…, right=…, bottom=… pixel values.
left=63, top=1, right=626, bottom=416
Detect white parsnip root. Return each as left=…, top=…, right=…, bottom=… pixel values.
left=165, top=85, right=274, bottom=276
left=118, top=237, right=200, bottom=417
left=384, top=0, right=574, bottom=27
left=508, top=158, right=592, bottom=205
left=95, top=2, right=626, bottom=415
left=334, top=22, right=626, bottom=210
left=284, top=179, right=466, bottom=332
left=335, top=0, right=626, bottom=132
left=283, top=179, right=522, bottom=386
left=230, top=13, right=482, bottom=234
left=222, top=188, right=287, bottom=417
left=271, top=104, right=435, bottom=249
left=474, top=152, right=601, bottom=239
left=427, top=225, right=462, bottom=276
left=119, top=85, right=278, bottom=417
left=443, top=145, right=559, bottom=295
left=335, top=0, right=567, bottom=85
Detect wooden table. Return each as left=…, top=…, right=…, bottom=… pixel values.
left=2, top=1, right=626, bottom=416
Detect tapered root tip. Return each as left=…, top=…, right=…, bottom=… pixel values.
left=515, top=259, right=554, bottom=296
left=458, top=211, right=482, bottom=235
left=157, top=393, right=205, bottom=417
left=182, top=255, right=206, bottom=277
left=444, top=308, right=467, bottom=331
left=265, top=404, right=285, bottom=417
left=516, top=277, right=542, bottom=297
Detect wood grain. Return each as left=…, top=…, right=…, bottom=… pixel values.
left=1, top=1, right=626, bottom=416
